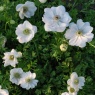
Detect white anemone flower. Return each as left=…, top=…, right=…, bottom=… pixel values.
left=10, top=68, right=24, bottom=85
left=61, top=92, right=69, bottom=95
left=3, top=49, right=22, bottom=67
left=20, top=71, right=38, bottom=90
left=67, top=72, right=85, bottom=90
left=42, top=5, right=72, bottom=32
left=16, top=1, right=37, bottom=19
left=67, top=86, right=78, bottom=95
left=0, top=85, right=9, bottom=95
left=64, top=19, right=94, bottom=48
left=15, top=20, right=37, bottom=43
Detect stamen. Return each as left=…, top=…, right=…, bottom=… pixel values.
left=23, top=29, right=30, bottom=35
left=14, top=73, right=21, bottom=78
left=9, top=55, right=14, bottom=60
left=70, top=87, right=75, bottom=93
left=23, top=6, right=28, bottom=13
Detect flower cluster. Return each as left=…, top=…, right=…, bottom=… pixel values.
left=42, top=6, right=94, bottom=48
left=10, top=68, right=38, bottom=90
left=61, top=72, right=85, bottom=95
left=1, top=0, right=94, bottom=94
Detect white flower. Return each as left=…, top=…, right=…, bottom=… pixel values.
left=10, top=68, right=24, bottom=85
left=16, top=1, right=37, bottom=19
left=0, top=85, right=9, bottom=95
left=61, top=92, right=69, bottom=95
left=64, top=19, right=94, bottom=48
left=39, top=0, right=47, bottom=3
left=20, top=71, right=38, bottom=90
left=3, top=49, right=22, bottom=67
left=67, top=72, right=85, bottom=90
left=42, top=5, right=72, bottom=32
left=15, top=20, right=37, bottom=43
left=67, top=86, right=78, bottom=95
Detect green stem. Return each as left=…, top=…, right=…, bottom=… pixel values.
left=88, top=42, right=95, bottom=48
left=33, top=41, right=39, bottom=60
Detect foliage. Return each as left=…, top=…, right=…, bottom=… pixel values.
left=0, top=0, right=95, bottom=95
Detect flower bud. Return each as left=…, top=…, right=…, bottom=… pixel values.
left=60, top=44, right=68, bottom=52
left=39, top=0, right=47, bottom=3
left=0, top=6, right=4, bottom=11
left=0, top=36, right=7, bottom=48
left=10, top=20, right=15, bottom=24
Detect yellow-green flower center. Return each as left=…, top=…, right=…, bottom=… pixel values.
left=76, top=31, right=82, bottom=36
left=26, top=78, right=31, bottom=83
left=23, top=29, right=30, bottom=35
left=74, top=79, right=79, bottom=84
left=14, top=73, right=21, bottom=78
left=70, top=87, right=75, bottom=93
left=9, top=55, right=14, bottom=60
left=23, top=6, right=28, bottom=13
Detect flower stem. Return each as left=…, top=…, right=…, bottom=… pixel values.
left=33, top=41, right=39, bottom=60
left=88, top=42, right=95, bottom=48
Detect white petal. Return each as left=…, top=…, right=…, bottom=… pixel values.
left=79, top=77, right=85, bottom=83
left=16, top=4, right=23, bottom=11
left=25, top=1, right=35, bottom=6
left=56, top=5, right=66, bottom=16
left=69, top=22, right=78, bottom=30
left=51, top=7, right=57, bottom=15
left=85, top=22, right=90, bottom=26
left=61, top=12, right=72, bottom=24
left=21, top=83, right=28, bottom=89
left=77, top=19, right=84, bottom=30
left=69, top=36, right=86, bottom=48
left=17, top=36, right=27, bottom=43
left=23, top=20, right=32, bottom=29
left=24, top=11, right=31, bottom=18
left=65, top=29, right=76, bottom=39
left=84, top=33, right=94, bottom=42
left=70, top=72, right=78, bottom=80
left=81, top=25, right=93, bottom=34
left=32, top=26, right=37, bottom=33
left=61, top=92, right=69, bottom=95
left=19, top=10, right=24, bottom=19
left=78, top=37, right=87, bottom=48
left=43, top=9, right=54, bottom=24
left=31, top=73, right=36, bottom=79
left=67, top=79, right=71, bottom=85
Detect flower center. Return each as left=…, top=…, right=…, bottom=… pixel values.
left=54, top=15, right=60, bottom=21
left=23, top=6, right=28, bottom=13
left=9, top=55, right=14, bottom=60
left=14, top=73, right=21, bottom=78
left=70, top=87, right=75, bottom=93
left=74, top=79, right=79, bottom=85
left=76, top=31, right=82, bottom=36
left=23, top=29, right=30, bottom=35
left=26, top=78, right=31, bottom=83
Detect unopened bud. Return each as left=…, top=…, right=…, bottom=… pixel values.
left=60, top=44, right=68, bottom=52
